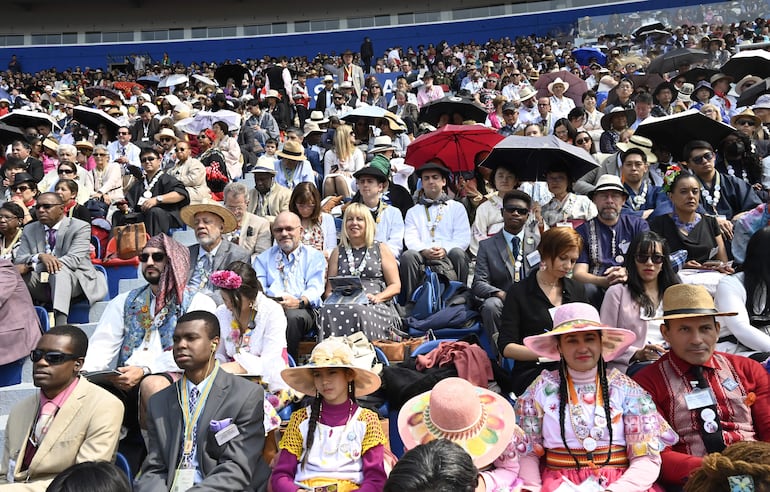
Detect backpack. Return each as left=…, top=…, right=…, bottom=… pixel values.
left=410, top=267, right=465, bottom=321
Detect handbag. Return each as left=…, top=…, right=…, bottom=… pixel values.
left=114, top=222, right=147, bottom=260
left=372, top=331, right=435, bottom=362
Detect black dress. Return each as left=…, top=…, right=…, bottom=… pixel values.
left=112, top=173, right=189, bottom=236
left=498, top=272, right=587, bottom=395
left=648, top=213, right=720, bottom=264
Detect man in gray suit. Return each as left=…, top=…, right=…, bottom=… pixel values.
left=182, top=201, right=250, bottom=304
left=472, top=190, right=540, bottom=357
left=14, top=192, right=108, bottom=325
left=135, top=310, right=270, bottom=491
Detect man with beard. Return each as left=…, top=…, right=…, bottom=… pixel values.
left=0, top=326, right=123, bottom=489
left=246, top=164, right=291, bottom=224
left=253, top=212, right=325, bottom=360
left=222, top=182, right=272, bottom=258
left=572, top=175, right=649, bottom=305
left=182, top=201, right=249, bottom=303
left=82, top=234, right=216, bottom=469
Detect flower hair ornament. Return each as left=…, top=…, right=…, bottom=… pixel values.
left=662, top=164, right=682, bottom=193
left=727, top=475, right=754, bottom=492
left=210, top=270, right=243, bottom=290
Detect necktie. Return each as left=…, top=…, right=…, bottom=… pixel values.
left=46, top=228, right=56, bottom=253
left=188, top=255, right=211, bottom=290
left=691, top=366, right=726, bottom=453
left=34, top=401, right=58, bottom=445
left=511, top=236, right=522, bottom=281
left=120, top=147, right=126, bottom=157
left=183, top=387, right=200, bottom=466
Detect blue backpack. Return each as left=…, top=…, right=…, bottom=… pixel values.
left=410, top=267, right=464, bottom=320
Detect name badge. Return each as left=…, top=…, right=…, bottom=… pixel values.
left=685, top=388, right=717, bottom=410
left=619, top=240, right=630, bottom=254
left=526, top=250, right=541, bottom=267
left=556, top=221, right=573, bottom=228
left=137, top=197, right=148, bottom=206
left=40, top=272, right=50, bottom=284
left=215, top=423, right=240, bottom=446
left=141, top=137, right=150, bottom=142
left=171, top=468, right=195, bottom=492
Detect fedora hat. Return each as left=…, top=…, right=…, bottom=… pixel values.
left=709, top=73, right=733, bottom=85
left=281, top=339, right=381, bottom=397
left=370, top=135, right=396, bottom=153
left=154, top=128, right=179, bottom=143
left=524, top=303, right=637, bottom=362
left=309, top=110, right=329, bottom=125
left=588, top=174, right=628, bottom=199
left=518, top=86, right=537, bottom=102
left=75, top=140, right=94, bottom=151
left=10, top=172, right=36, bottom=188
left=264, top=89, right=281, bottom=100
left=753, top=94, right=770, bottom=111
left=382, top=112, right=407, bottom=132
left=42, top=137, right=59, bottom=152
left=397, top=377, right=521, bottom=468
left=547, top=77, right=570, bottom=94
left=249, top=163, right=277, bottom=175
left=656, top=284, right=737, bottom=320
left=600, top=106, right=635, bottom=131
left=353, top=165, right=388, bottom=183
left=416, top=161, right=451, bottom=177
left=730, top=108, right=762, bottom=128
left=734, top=75, right=762, bottom=95
left=322, top=74, right=334, bottom=82
left=180, top=200, right=238, bottom=233
left=616, top=134, right=658, bottom=163
left=275, top=140, right=306, bottom=161
left=339, top=81, right=354, bottom=90
left=303, top=121, right=324, bottom=138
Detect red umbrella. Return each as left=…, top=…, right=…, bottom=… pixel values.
left=534, top=70, right=588, bottom=107
left=405, top=124, right=505, bottom=173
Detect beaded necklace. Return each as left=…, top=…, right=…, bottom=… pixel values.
left=697, top=173, right=721, bottom=213
left=424, top=203, right=446, bottom=242
left=725, top=163, right=749, bottom=183
left=672, top=211, right=701, bottom=235
left=276, top=247, right=301, bottom=290
left=566, top=372, right=607, bottom=453
left=142, top=171, right=163, bottom=199
left=344, top=246, right=371, bottom=276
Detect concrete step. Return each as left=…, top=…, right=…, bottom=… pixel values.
left=119, top=277, right=147, bottom=294
left=89, top=300, right=110, bottom=323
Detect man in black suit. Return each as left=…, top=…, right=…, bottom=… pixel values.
left=472, top=190, right=540, bottom=356
left=130, top=105, right=160, bottom=148
left=135, top=310, right=270, bottom=491
left=314, top=75, right=336, bottom=114
left=11, top=139, right=43, bottom=182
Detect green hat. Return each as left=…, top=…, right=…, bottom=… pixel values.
left=369, top=154, right=391, bottom=179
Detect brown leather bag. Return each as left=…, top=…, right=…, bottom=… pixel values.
left=372, top=337, right=427, bottom=362
left=114, top=223, right=147, bottom=260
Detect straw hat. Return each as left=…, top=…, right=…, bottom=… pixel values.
left=42, top=137, right=59, bottom=152
left=281, top=339, right=381, bottom=397
left=249, top=164, right=277, bottom=175
left=309, top=110, right=329, bottom=125
left=382, top=112, right=407, bottom=132
left=275, top=140, right=306, bottom=161
left=655, top=284, right=737, bottom=320
left=75, top=140, right=94, bottom=151
left=547, top=77, right=570, bottom=94
left=180, top=200, right=238, bottom=233
left=730, top=108, right=762, bottom=129
left=518, top=86, right=537, bottom=102
left=524, top=303, right=637, bottom=361
left=587, top=174, right=629, bottom=199
left=303, top=121, right=324, bottom=138
left=397, top=377, right=520, bottom=468
left=264, top=89, right=281, bottom=100
left=370, top=135, right=397, bottom=153
left=616, top=134, right=658, bottom=163
left=734, top=75, right=762, bottom=96
left=154, top=128, right=179, bottom=143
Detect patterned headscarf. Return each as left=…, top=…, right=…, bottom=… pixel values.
left=145, top=233, right=190, bottom=312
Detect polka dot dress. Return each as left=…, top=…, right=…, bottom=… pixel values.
left=320, top=241, right=402, bottom=340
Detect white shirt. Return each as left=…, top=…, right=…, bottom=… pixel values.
left=404, top=199, right=471, bottom=252
left=107, top=141, right=142, bottom=168
left=372, top=203, right=404, bottom=258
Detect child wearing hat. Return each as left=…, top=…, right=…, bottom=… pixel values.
left=271, top=339, right=387, bottom=491
left=515, top=303, right=678, bottom=491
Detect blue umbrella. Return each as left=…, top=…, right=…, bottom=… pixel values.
left=572, top=47, right=606, bottom=67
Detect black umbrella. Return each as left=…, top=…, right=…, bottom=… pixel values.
left=720, top=50, right=770, bottom=80
left=418, top=96, right=488, bottom=126
left=648, top=48, right=708, bottom=75
left=83, top=86, right=123, bottom=102
left=633, top=22, right=667, bottom=39
left=0, top=109, right=60, bottom=130
left=480, top=135, right=598, bottom=182
left=214, top=64, right=248, bottom=87
left=0, top=123, right=25, bottom=145
left=736, top=77, right=770, bottom=107
left=635, top=109, right=735, bottom=161
left=674, top=67, right=718, bottom=85
left=72, top=106, right=121, bottom=133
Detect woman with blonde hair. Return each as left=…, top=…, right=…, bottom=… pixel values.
left=700, top=103, right=723, bottom=122
left=323, top=123, right=365, bottom=198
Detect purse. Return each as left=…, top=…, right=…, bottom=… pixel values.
left=114, top=222, right=147, bottom=260
left=373, top=335, right=432, bottom=362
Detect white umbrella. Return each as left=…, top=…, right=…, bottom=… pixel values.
left=158, top=74, right=189, bottom=89
left=192, top=74, right=218, bottom=87
left=175, top=109, right=241, bottom=134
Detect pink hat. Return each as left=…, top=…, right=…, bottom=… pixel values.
left=524, top=303, right=636, bottom=362
left=397, top=377, right=521, bottom=468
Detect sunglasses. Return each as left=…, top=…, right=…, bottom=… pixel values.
left=503, top=205, right=529, bottom=215
left=575, top=138, right=591, bottom=145
left=117, top=131, right=130, bottom=135
left=175, top=148, right=188, bottom=153
left=93, top=153, right=108, bottom=157
left=11, top=185, right=31, bottom=192
left=690, top=151, right=714, bottom=165
left=36, top=203, right=61, bottom=210
left=159, top=137, right=173, bottom=142
left=58, top=169, right=75, bottom=174
left=30, top=349, right=80, bottom=365
left=635, top=253, right=665, bottom=264
left=140, top=156, right=157, bottom=163
left=139, top=252, right=166, bottom=263
left=736, top=119, right=756, bottom=126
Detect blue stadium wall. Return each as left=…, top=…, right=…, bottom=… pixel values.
left=2, top=0, right=706, bottom=73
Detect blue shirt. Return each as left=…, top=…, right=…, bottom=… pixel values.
left=273, top=160, right=315, bottom=190
left=576, top=215, right=650, bottom=275
left=252, top=244, right=326, bottom=307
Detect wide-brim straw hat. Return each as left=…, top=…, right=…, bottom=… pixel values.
left=655, top=284, right=737, bottom=320
left=275, top=140, right=306, bottom=161
left=154, top=128, right=179, bottom=143
left=524, top=302, right=637, bottom=361
left=547, top=77, right=570, bottom=94
left=600, top=107, right=635, bottom=131
left=370, top=135, right=397, bottom=153
left=180, top=200, right=238, bottom=233
left=398, top=377, right=520, bottom=468
left=281, top=339, right=381, bottom=397
left=730, top=109, right=762, bottom=129
left=616, top=134, right=658, bottom=163
left=249, top=164, right=277, bottom=175
left=75, top=140, right=94, bottom=151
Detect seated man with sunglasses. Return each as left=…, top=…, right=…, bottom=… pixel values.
left=0, top=325, right=123, bottom=490
left=84, top=233, right=216, bottom=469
left=14, top=192, right=108, bottom=326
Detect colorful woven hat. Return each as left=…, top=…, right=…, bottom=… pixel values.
left=397, top=377, right=519, bottom=468
left=524, top=302, right=637, bottom=361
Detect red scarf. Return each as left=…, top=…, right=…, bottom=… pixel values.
left=715, top=91, right=731, bottom=109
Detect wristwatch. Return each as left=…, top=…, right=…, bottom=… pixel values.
left=156, top=195, right=164, bottom=203
left=142, top=366, right=151, bottom=377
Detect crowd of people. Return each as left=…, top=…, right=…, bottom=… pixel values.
left=3, top=6, right=770, bottom=492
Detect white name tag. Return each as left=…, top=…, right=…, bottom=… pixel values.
left=171, top=468, right=195, bottom=492
left=526, top=250, right=541, bottom=267
left=215, top=423, right=240, bottom=446
left=685, top=388, right=716, bottom=410
left=556, top=221, right=573, bottom=228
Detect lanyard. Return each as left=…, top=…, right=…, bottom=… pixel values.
left=178, top=363, right=219, bottom=457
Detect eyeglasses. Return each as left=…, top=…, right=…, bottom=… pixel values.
left=93, top=153, right=108, bottom=157
left=36, top=203, right=62, bottom=210
left=273, top=226, right=298, bottom=233
left=334, top=96, right=344, bottom=100
left=138, top=252, right=166, bottom=263
left=117, top=131, right=130, bottom=135
left=0, top=214, right=19, bottom=221
left=503, top=205, right=529, bottom=215
left=30, top=349, right=80, bottom=365
left=690, top=151, right=715, bottom=165
left=140, top=156, right=157, bottom=163
left=575, top=138, right=591, bottom=145
left=635, top=253, right=665, bottom=264
left=58, top=169, right=75, bottom=175
left=736, top=119, right=756, bottom=126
